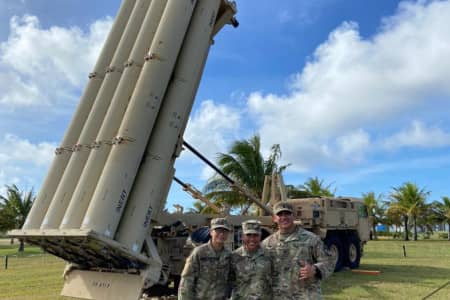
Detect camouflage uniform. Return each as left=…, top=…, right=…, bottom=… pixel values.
left=262, top=202, right=334, bottom=300
left=178, top=218, right=232, bottom=300
left=262, top=226, right=334, bottom=300
left=230, top=220, right=272, bottom=300
left=230, top=246, right=272, bottom=300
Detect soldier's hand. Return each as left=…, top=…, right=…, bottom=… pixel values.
left=299, top=260, right=316, bottom=280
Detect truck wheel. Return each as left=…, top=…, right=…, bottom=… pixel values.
left=324, top=235, right=344, bottom=272
left=346, top=234, right=361, bottom=269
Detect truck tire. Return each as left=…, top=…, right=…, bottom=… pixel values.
left=324, top=234, right=344, bottom=271
left=346, top=234, right=361, bottom=269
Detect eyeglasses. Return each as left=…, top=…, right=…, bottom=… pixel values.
left=213, top=228, right=230, bottom=234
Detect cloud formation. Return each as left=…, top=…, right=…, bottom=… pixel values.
left=182, top=100, right=241, bottom=179
left=0, top=134, right=55, bottom=191
left=0, top=14, right=112, bottom=107
left=247, top=1, right=450, bottom=171
left=382, top=120, right=450, bottom=150
left=184, top=100, right=241, bottom=159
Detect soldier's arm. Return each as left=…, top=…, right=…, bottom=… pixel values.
left=178, top=249, right=200, bottom=300
left=260, top=237, right=269, bottom=249
left=312, top=238, right=334, bottom=280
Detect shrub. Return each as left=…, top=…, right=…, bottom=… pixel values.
left=437, top=231, right=449, bottom=239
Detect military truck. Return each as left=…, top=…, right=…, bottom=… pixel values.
left=144, top=194, right=370, bottom=296
left=171, top=141, right=370, bottom=274
left=288, top=197, right=370, bottom=271
left=8, top=0, right=369, bottom=299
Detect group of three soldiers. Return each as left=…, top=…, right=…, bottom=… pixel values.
left=178, top=202, right=335, bottom=300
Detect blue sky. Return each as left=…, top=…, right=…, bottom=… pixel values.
left=0, top=0, right=449, bottom=211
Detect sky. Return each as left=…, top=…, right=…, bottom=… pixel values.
left=0, top=0, right=449, bottom=212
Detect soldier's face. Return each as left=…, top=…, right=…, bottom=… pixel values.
left=242, top=233, right=261, bottom=252
left=273, top=211, right=295, bottom=232
left=210, top=228, right=229, bottom=246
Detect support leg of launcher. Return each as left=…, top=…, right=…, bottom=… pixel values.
left=61, top=236, right=162, bottom=300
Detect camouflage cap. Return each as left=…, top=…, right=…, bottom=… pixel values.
left=273, top=201, right=294, bottom=215
left=242, top=220, right=262, bottom=235
left=210, top=217, right=231, bottom=231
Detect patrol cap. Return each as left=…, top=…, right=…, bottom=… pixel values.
left=210, top=218, right=231, bottom=231
left=273, top=201, right=294, bottom=215
left=242, top=220, right=261, bottom=235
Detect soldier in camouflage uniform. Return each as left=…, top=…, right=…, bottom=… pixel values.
left=262, top=202, right=335, bottom=300
left=178, top=217, right=232, bottom=300
left=230, top=220, right=272, bottom=300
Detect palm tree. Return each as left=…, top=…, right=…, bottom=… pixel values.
left=362, top=192, right=385, bottom=240
left=0, top=184, right=34, bottom=251
left=299, top=176, right=335, bottom=197
left=434, top=196, right=450, bottom=240
left=187, top=201, right=217, bottom=214
left=0, top=207, right=16, bottom=232
left=388, top=182, right=429, bottom=241
left=203, top=135, right=288, bottom=214
left=384, top=208, right=403, bottom=239
left=285, top=184, right=314, bottom=198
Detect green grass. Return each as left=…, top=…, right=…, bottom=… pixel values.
left=0, top=239, right=44, bottom=257
left=323, top=240, right=450, bottom=299
left=0, top=240, right=68, bottom=300
left=0, top=239, right=449, bottom=299
left=0, top=255, right=66, bottom=300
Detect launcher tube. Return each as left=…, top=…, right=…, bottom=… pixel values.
left=60, top=0, right=167, bottom=230
left=81, top=0, right=197, bottom=238
left=115, top=0, right=223, bottom=250
left=23, top=0, right=136, bottom=229
left=40, top=0, right=150, bottom=229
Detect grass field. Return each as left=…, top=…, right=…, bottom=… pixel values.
left=0, top=239, right=449, bottom=299
left=323, top=240, right=450, bottom=299
left=0, top=239, right=66, bottom=300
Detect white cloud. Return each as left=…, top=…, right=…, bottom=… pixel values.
left=0, top=134, right=54, bottom=166
left=337, top=153, right=450, bottom=186
left=382, top=120, right=450, bottom=150
left=184, top=100, right=241, bottom=158
left=0, top=134, right=55, bottom=191
left=336, top=129, right=370, bottom=162
left=181, top=100, right=241, bottom=179
left=0, top=14, right=112, bottom=107
left=247, top=1, right=450, bottom=171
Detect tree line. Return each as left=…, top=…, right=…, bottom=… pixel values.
left=1, top=135, right=449, bottom=247
left=0, top=184, right=33, bottom=251
left=189, top=135, right=450, bottom=242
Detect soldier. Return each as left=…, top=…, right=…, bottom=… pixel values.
left=178, top=217, right=232, bottom=300
left=262, top=202, right=335, bottom=300
left=230, top=220, right=272, bottom=300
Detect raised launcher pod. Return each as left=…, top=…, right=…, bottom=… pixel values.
left=9, top=1, right=238, bottom=300
left=115, top=0, right=227, bottom=253
left=22, top=0, right=137, bottom=230
left=41, top=0, right=151, bottom=230
left=60, top=0, right=168, bottom=231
